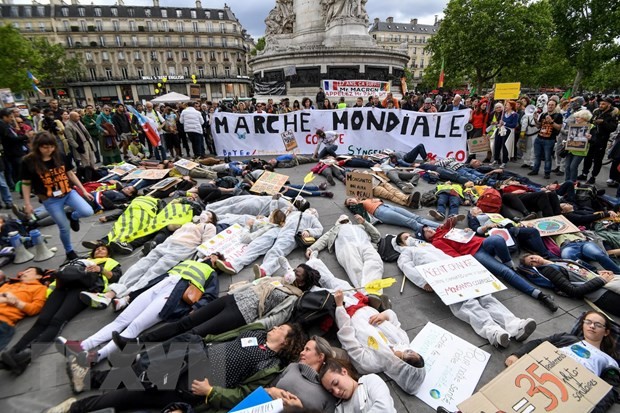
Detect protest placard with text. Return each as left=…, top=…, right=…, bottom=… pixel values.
left=345, top=172, right=374, bottom=199
left=250, top=171, right=289, bottom=195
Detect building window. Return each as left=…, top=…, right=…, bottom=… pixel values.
left=63, top=21, right=70, bottom=31
left=39, top=23, right=46, bottom=32
left=129, top=21, right=136, bottom=31
left=218, top=11, right=224, bottom=19
left=134, top=51, right=141, bottom=60
left=89, top=67, right=97, bottom=80
left=118, top=51, right=125, bottom=60
left=116, top=36, right=122, bottom=46
left=238, top=66, right=242, bottom=76
left=102, top=51, right=109, bottom=61
left=94, top=7, right=102, bottom=17
left=128, top=8, right=134, bottom=17
left=80, top=21, right=87, bottom=31
left=161, top=9, right=168, bottom=18
left=183, top=66, right=190, bottom=76
left=61, top=7, right=69, bottom=17
left=132, top=36, right=138, bottom=47
left=162, top=21, right=169, bottom=32
left=24, top=6, right=32, bottom=17
left=180, top=36, right=186, bottom=47
left=194, top=36, right=201, bottom=47
left=191, top=10, right=197, bottom=19
left=96, top=20, right=103, bottom=31
left=151, top=51, right=158, bottom=60
left=146, top=21, right=153, bottom=31
left=177, top=22, right=184, bottom=32
left=222, top=38, right=227, bottom=47
left=168, top=66, right=176, bottom=75
left=164, top=36, right=171, bottom=46
left=193, top=22, right=199, bottom=32
left=207, top=23, right=213, bottom=33
left=145, top=9, right=151, bottom=17
left=121, top=67, right=129, bottom=80
left=196, top=50, right=203, bottom=59
left=206, top=11, right=211, bottom=18
left=208, top=37, right=214, bottom=47
left=148, top=36, right=155, bottom=47
left=10, top=6, right=18, bottom=17
left=113, top=21, right=120, bottom=31
left=153, top=66, right=160, bottom=76
left=211, top=66, right=217, bottom=77
left=167, top=51, right=173, bottom=60
left=220, top=23, right=226, bottom=33
left=111, top=8, right=118, bottom=17
left=181, top=50, right=188, bottom=60
left=105, top=68, right=113, bottom=80
left=210, top=51, right=216, bottom=61
left=12, top=23, right=19, bottom=29
left=223, top=51, right=229, bottom=61
left=66, top=36, right=74, bottom=47
left=137, top=68, right=144, bottom=77
left=99, top=36, right=106, bottom=46
left=25, top=23, right=33, bottom=32
left=224, top=67, right=231, bottom=77
left=37, top=6, right=45, bottom=16
left=198, top=66, right=204, bottom=77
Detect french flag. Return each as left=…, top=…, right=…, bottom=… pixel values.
left=126, top=105, right=161, bottom=147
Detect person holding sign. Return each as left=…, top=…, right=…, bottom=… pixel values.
left=505, top=311, right=619, bottom=413
left=563, top=110, right=593, bottom=181
left=491, top=101, right=519, bottom=168
left=396, top=234, right=537, bottom=348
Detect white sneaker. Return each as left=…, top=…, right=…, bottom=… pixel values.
left=515, top=318, right=537, bottom=342
left=499, top=163, right=506, bottom=168
left=113, top=297, right=130, bottom=312
left=278, top=256, right=294, bottom=273
left=401, top=182, right=415, bottom=194
left=44, top=397, right=77, bottom=413
left=490, top=330, right=510, bottom=348
left=79, top=291, right=111, bottom=309
left=489, top=161, right=498, bottom=167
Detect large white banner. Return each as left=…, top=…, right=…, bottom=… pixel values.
left=322, top=79, right=391, bottom=98
left=211, top=108, right=470, bottom=160
left=410, top=322, right=490, bottom=412
left=416, top=255, right=506, bottom=305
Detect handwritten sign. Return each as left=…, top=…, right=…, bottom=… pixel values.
left=110, top=163, right=137, bottom=176
left=250, top=171, right=289, bottom=195
left=197, top=223, right=249, bottom=262
left=174, top=158, right=200, bottom=172
left=410, top=322, right=490, bottom=411
left=147, top=177, right=181, bottom=192
left=494, top=82, right=521, bottom=100
left=280, top=129, right=298, bottom=152
left=346, top=172, right=373, bottom=199
left=459, top=342, right=611, bottom=413
left=521, top=215, right=580, bottom=237
left=122, top=168, right=170, bottom=181
left=416, top=255, right=506, bottom=305
left=467, top=136, right=490, bottom=153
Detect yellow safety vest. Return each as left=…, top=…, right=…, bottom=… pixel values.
left=168, top=260, right=214, bottom=292
left=436, top=183, right=464, bottom=198
left=108, top=196, right=160, bottom=243
left=46, top=257, right=120, bottom=297
left=139, top=201, right=193, bottom=239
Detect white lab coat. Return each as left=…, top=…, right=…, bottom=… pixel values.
left=397, top=243, right=525, bottom=343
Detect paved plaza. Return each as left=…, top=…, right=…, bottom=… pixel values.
left=0, top=159, right=618, bottom=413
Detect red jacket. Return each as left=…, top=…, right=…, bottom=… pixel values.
left=430, top=219, right=484, bottom=257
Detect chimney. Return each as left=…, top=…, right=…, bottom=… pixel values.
left=374, top=17, right=380, bottom=25
left=434, top=15, right=438, bottom=25
left=386, top=17, right=394, bottom=23
left=153, top=0, right=159, bottom=7
left=195, top=0, right=202, bottom=8
left=71, top=0, right=79, bottom=5
left=411, top=18, right=418, bottom=25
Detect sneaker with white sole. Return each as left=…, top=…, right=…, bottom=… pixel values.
left=277, top=256, right=294, bottom=273
left=44, top=397, right=77, bottom=413
left=79, top=291, right=112, bottom=309
left=515, top=318, right=537, bottom=342
left=66, top=355, right=90, bottom=394
left=429, top=209, right=445, bottom=221
left=215, top=259, right=236, bottom=275
left=113, top=297, right=130, bottom=312
left=253, top=264, right=266, bottom=280
left=490, top=330, right=510, bottom=348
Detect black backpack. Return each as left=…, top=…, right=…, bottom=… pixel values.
left=378, top=235, right=401, bottom=262
left=574, top=182, right=598, bottom=209
left=292, top=290, right=336, bottom=325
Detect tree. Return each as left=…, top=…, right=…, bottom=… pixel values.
left=250, top=37, right=266, bottom=56
left=0, top=25, right=42, bottom=92
left=426, top=0, right=553, bottom=92
left=551, top=0, right=620, bottom=92
left=31, top=38, right=82, bottom=87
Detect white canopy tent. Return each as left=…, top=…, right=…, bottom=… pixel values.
left=150, top=92, right=192, bottom=103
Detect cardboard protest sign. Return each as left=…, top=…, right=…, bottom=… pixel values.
left=494, top=82, right=521, bottom=100
left=174, top=158, right=200, bottom=171
left=147, top=177, right=181, bottom=192
left=410, top=322, right=490, bottom=411
left=197, top=223, right=249, bottom=262
left=467, top=136, right=491, bottom=153
left=522, top=215, right=580, bottom=237
left=122, top=168, right=170, bottom=181
left=110, top=163, right=137, bottom=176
left=280, top=129, right=298, bottom=152
left=458, top=342, right=612, bottom=413
left=346, top=172, right=373, bottom=199
left=416, top=255, right=506, bottom=305
left=250, top=171, right=289, bottom=195
left=566, top=124, right=589, bottom=151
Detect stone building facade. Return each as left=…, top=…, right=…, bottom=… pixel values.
left=0, top=0, right=253, bottom=107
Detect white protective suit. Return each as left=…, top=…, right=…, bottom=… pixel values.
left=208, top=195, right=289, bottom=217
left=519, top=107, right=540, bottom=167
left=311, top=215, right=383, bottom=290
left=397, top=241, right=530, bottom=344
left=108, top=222, right=216, bottom=298
left=334, top=374, right=397, bottom=413
left=336, top=305, right=426, bottom=395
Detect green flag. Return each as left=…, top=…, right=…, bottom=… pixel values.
left=562, top=88, right=572, bottom=100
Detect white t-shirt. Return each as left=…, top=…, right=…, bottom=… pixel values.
left=559, top=340, right=619, bottom=376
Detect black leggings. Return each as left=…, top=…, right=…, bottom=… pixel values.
left=141, top=294, right=246, bottom=343
left=502, top=192, right=561, bottom=217
left=594, top=291, right=620, bottom=317
left=71, top=388, right=200, bottom=413
left=12, top=286, right=86, bottom=355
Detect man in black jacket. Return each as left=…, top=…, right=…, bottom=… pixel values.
left=0, top=109, right=18, bottom=207
left=111, top=104, right=133, bottom=156
left=579, top=97, right=619, bottom=184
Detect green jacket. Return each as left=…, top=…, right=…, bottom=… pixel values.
left=196, top=323, right=284, bottom=413
left=82, top=113, right=101, bottom=138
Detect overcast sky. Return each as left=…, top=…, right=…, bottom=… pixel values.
left=24, top=0, right=448, bottom=39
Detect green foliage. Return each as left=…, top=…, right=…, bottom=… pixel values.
left=426, top=0, right=553, bottom=92
left=251, top=37, right=266, bottom=56
left=0, top=25, right=42, bottom=92
left=582, top=59, right=620, bottom=92
left=31, top=38, right=82, bottom=87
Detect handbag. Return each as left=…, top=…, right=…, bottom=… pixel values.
left=292, top=290, right=336, bottom=325
left=56, top=264, right=100, bottom=289
left=182, top=283, right=202, bottom=305
left=293, top=212, right=315, bottom=248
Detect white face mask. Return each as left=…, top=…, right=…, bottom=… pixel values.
left=199, top=212, right=212, bottom=224
left=307, top=208, right=319, bottom=218
left=283, top=271, right=296, bottom=285
left=407, top=238, right=418, bottom=246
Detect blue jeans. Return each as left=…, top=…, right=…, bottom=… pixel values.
left=0, top=321, right=15, bottom=351
left=283, top=185, right=322, bottom=197
left=187, top=132, right=205, bottom=157
left=437, top=192, right=461, bottom=216
left=564, top=153, right=584, bottom=181
left=532, top=138, right=555, bottom=175
left=561, top=241, right=620, bottom=273
left=510, top=227, right=557, bottom=258
left=318, top=144, right=338, bottom=159
left=403, top=144, right=428, bottom=163
left=373, top=204, right=439, bottom=232
left=42, top=190, right=94, bottom=253
left=0, top=171, right=13, bottom=204
left=457, top=167, right=486, bottom=182
left=474, top=236, right=538, bottom=296
left=153, top=145, right=167, bottom=161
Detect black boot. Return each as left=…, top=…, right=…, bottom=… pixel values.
left=1, top=348, right=31, bottom=375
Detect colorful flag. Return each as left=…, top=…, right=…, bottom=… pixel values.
left=32, top=85, right=45, bottom=96
left=27, top=71, right=39, bottom=84
left=126, top=105, right=161, bottom=147
left=438, top=57, right=445, bottom=88
left=562, top=88, right=572, bottom=100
